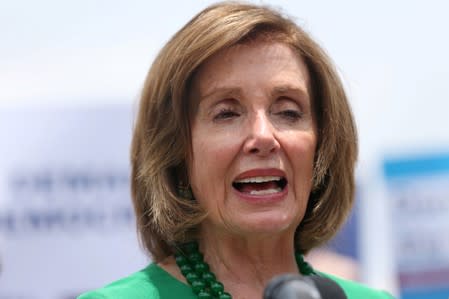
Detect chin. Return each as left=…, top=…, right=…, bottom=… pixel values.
left=231, top=212, right=299, bottom=237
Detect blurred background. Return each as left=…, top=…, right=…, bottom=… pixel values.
left=1, top=1, right=448, bottom=298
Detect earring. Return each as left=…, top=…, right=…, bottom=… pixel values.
left=177, top=182, right=193, bottom=199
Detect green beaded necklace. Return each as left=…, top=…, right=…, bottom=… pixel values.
left=175, top=242, right=316, bottom=299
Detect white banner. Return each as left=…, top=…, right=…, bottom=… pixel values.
left=0, top=105, right=148, bottom=299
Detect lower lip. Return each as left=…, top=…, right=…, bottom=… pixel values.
left=232, top=185, right=289, bottom=203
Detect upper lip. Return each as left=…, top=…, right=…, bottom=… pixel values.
left=233, top=168, right=287, bottom=182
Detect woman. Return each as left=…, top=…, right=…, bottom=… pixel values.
left=79, top=2, right=394, bottom=299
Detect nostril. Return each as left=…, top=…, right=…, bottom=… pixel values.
left=249, top=148, right=259, bottom=154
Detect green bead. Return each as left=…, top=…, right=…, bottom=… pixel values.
left=211, top=281, right=224, bottom=294
left=194, top=262, right=209, bottom=273
left=295, top=253, right=315, bottom=275
left=180, top=264, right=193, bottom=276
left=175, top=241, right=235, bottom=298
left=202, top=271, right=216, bottom=283
left=188, top=252, right=203, bottom=263
left=175, top=255, right=189, bottom=266
left=186, top=272, right=199, bottom=284
left=295, top=252, right=304, bottom=263
left=218, top=292, right=232, bottom=299
left=302, top=262, right=315, bottom=275
left=191, top=280, right=206, bottom=294
left=197, top=291, right=213, bottom=299
left=184, top=242, right=199, bottom=253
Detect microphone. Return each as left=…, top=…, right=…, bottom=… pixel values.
left=263, top=274, right=347, bottom=299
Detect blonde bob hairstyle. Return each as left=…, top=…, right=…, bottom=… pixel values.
left=131, top=1, right=358, bottom=262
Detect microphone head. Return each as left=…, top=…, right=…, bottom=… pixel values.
left=263, top=274, right=321, bottom=299
left=310, top=275, right=347, bottom=299
left=263, top=274, right=347, bottom=299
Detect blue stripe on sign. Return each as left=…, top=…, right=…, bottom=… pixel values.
left=402, top=286, right=449, bottom=299
left=383, top=153, right=449, bottom=178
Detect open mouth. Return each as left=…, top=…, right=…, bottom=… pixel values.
left=232, top=176, right=287, bottom=195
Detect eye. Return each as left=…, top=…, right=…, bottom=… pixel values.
left=213, top=108, right=240, bottom=121
left=276, top=109, right=303, bottom=121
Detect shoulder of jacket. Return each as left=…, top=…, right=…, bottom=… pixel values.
left=317, top=271, right=395, bottom=299
left=77, top=265, right=160, bottom=299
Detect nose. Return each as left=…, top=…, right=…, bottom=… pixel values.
left=243, top=112, right=280, bottom=156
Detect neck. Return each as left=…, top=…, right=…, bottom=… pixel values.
left=199, top=226, right=300, bottom=298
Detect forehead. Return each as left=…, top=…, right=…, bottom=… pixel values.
left=191, top=41, right=310, bottom=100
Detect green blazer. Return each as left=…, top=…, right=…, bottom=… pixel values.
left=78, top=263, right=395, bottom=299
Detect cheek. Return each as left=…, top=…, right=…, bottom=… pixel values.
left=189, top=136, right=240, bottom=212
left=190, top=130, right=241, bottom=188
left=287, top=133, right=317, bottom=180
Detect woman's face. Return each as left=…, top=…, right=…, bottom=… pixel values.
left=189, top=41, right=317, bottom=238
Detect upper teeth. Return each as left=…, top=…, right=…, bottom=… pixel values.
left=234, top=176, right=282, bottom=183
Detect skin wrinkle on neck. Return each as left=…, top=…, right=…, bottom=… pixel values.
left=199, top=223, right=301, bottom=298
